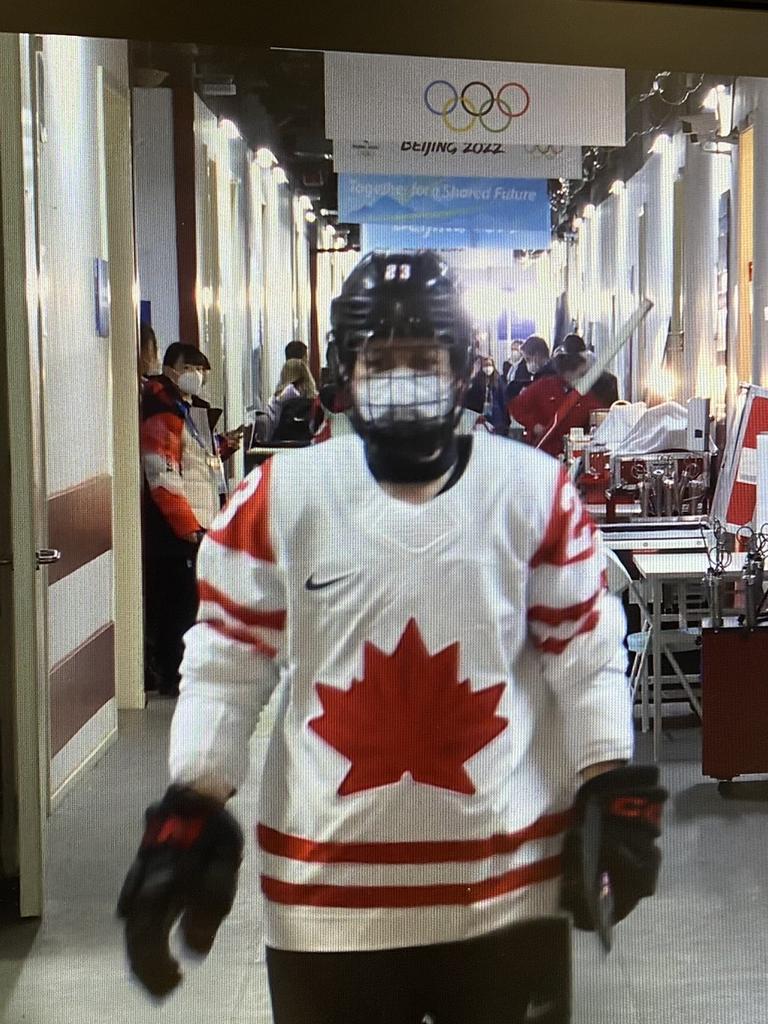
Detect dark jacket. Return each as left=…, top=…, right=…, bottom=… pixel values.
left=504, top=360, right=533, bottom=401
left=462, top=373, right=510, bottom=434
left=591, top=371, right=619, bottom=408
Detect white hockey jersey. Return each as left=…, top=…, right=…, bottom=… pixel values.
left=169, top=432, right=633, bottom=953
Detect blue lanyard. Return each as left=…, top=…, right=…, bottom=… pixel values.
left=177, top=401, right=211, bottom=453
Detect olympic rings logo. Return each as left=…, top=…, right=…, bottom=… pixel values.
left=423, top=80, right=531, bottom=133
left=524, top=144, right=564, bottom=157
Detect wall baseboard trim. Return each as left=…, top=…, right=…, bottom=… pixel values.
left=50, top=723, right=118, bottom=812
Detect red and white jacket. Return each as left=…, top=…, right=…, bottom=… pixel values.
left=168, top=432, right=632, bottom=952
left=141, top=375, right=237, bottom=537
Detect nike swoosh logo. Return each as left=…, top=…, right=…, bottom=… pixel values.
left=305, top=573, right=353, bottom=591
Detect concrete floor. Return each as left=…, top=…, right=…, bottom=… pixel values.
left=2, top=698, right=768, bottom=1023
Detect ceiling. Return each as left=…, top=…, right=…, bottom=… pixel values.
left=127, top=43, right=724, bottom=242
left=129, top=42, right=339, bottom=217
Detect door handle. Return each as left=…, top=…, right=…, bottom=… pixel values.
left=35, top=548, right=61, bottom=567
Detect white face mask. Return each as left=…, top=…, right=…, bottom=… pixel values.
left=353, top=367, right=454, bottom=425
left=482, top=365, right=494, bottom=376
left=176, top=370, right=204, bottom=396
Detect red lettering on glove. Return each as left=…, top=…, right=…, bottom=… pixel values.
left=609, top=796, right=662, bottom=829
left=143, top=814, right=206, bottom=849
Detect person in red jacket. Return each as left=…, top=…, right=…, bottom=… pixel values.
left=509, top=337, right=612, bottom=458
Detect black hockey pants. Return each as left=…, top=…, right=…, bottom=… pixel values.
left=265, top=917, right=571, bottom=1024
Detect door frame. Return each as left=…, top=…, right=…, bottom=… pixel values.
left=99, top=67, right=145, bottom=712
left=0, top=32, right=49, bottom=918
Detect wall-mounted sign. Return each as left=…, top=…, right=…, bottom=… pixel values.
left=325, top=51, right=625, bottom=147
left=333, top=139, right=583, bottom=180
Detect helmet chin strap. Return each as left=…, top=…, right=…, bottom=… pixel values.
left=364, top=428, right=456, bottom=483
left=356, top=418, right=459, bottom=484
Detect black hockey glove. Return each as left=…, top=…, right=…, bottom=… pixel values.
left=560, top=765, right=667, bottom=939
left=116, top=785, right=244, bottom=999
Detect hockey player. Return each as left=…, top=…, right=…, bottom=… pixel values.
left=118, top=251, right=667, bottom=1024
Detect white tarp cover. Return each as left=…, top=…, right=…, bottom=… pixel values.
left=593, top=401, right=717, bottom=454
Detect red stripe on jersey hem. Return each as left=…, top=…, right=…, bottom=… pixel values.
left=208, top=458, right=275, bottom=563
left=205, top=618, right=278, bottom=658
left=197, top=580, right=286, bottom=631
left=256, top=810, right=572, bottom=865
left=260, top=854, right=562, bottom=908
left=528, top=586, right=601, bottom=627
left=533, top=610, right=600, bottom=654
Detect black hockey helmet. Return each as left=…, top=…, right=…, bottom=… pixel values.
left=328, top=251, right=473, bottom=383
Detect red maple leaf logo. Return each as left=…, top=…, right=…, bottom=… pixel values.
left=309, top=619, right=508, bottom=796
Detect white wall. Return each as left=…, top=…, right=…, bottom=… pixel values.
left=131, top=87, right=180, bottom=356
left=261, top=166, right=296, bottom=397
left=192, top=97, right=262, bottom=465
left=569, top=127, right=734, bottom=408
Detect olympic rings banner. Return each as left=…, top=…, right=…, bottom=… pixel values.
left=339, top=173, right=552, bottom=252
left=333, top=140, right=584, bottom=179
left=324, top=51, right=625, bottom=147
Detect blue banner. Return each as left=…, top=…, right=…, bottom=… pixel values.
left=340, top=173, right=551, bottom=251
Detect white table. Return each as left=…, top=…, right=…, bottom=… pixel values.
left=633, top=552, right=746, bottom=758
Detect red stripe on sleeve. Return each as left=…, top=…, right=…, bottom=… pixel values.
left=530, top=471, right=596, bottom=569
left=532, top=610, right=601, bottom=655
left=208, top=458, right=276, bottom=563
left=528, top=586, right=602, bottom=628
left=197, top=580, right=286, bottom=630
left=206, top=618, right=278, bottom=658
left=260, top=855, right=562, bottom=909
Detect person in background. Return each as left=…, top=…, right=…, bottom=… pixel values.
left=140, top=343, right=242, bottom=696
left=462, top=355, right=510, bottom=434
left=504, top=339, right=532, bottom=401
left=266, top=358, right=322, bottom=443
left=509, top=336, right=610, bottom=458
left=506, top=335, right=554, bottom=402
left=285, top=339, right=309, bottom=363
left=560, top=333, right=619, bottom=408
left=312, top=365, right=354, bottom=443
left=502, top=339, right=525, bottom=381
left=139, top=322, right=160, bottom=393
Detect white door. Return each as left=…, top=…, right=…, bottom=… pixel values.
left=0, top=33, right=56, bottom=917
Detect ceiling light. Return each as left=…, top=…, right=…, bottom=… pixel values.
left=702, top=87, right=719, bottom=112
left=649, top=134, right=669, bottom=155
left=297, top=194, right=313, bottom=211
left=305, top=211, right=317, bottom=223
left=582, top=203, right=596, bottom=220
left=219, top=118, right=241, bottom=141
left=610, top=179, right=625, bottom=196
left=255, top=147, right=278, bottom=168
left=274, top=167, right=289, bottom=185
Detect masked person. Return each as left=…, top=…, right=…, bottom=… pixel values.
left=462, top=355, right=510, bottom=434
left=140, top=343, right=243, bottom=696
left=119, top=252, right=666, bottom=1023
left=509, top=335, right=618, bottom=458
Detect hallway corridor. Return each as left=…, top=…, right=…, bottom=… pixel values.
left=2, top=702, right=768, bottom=1024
